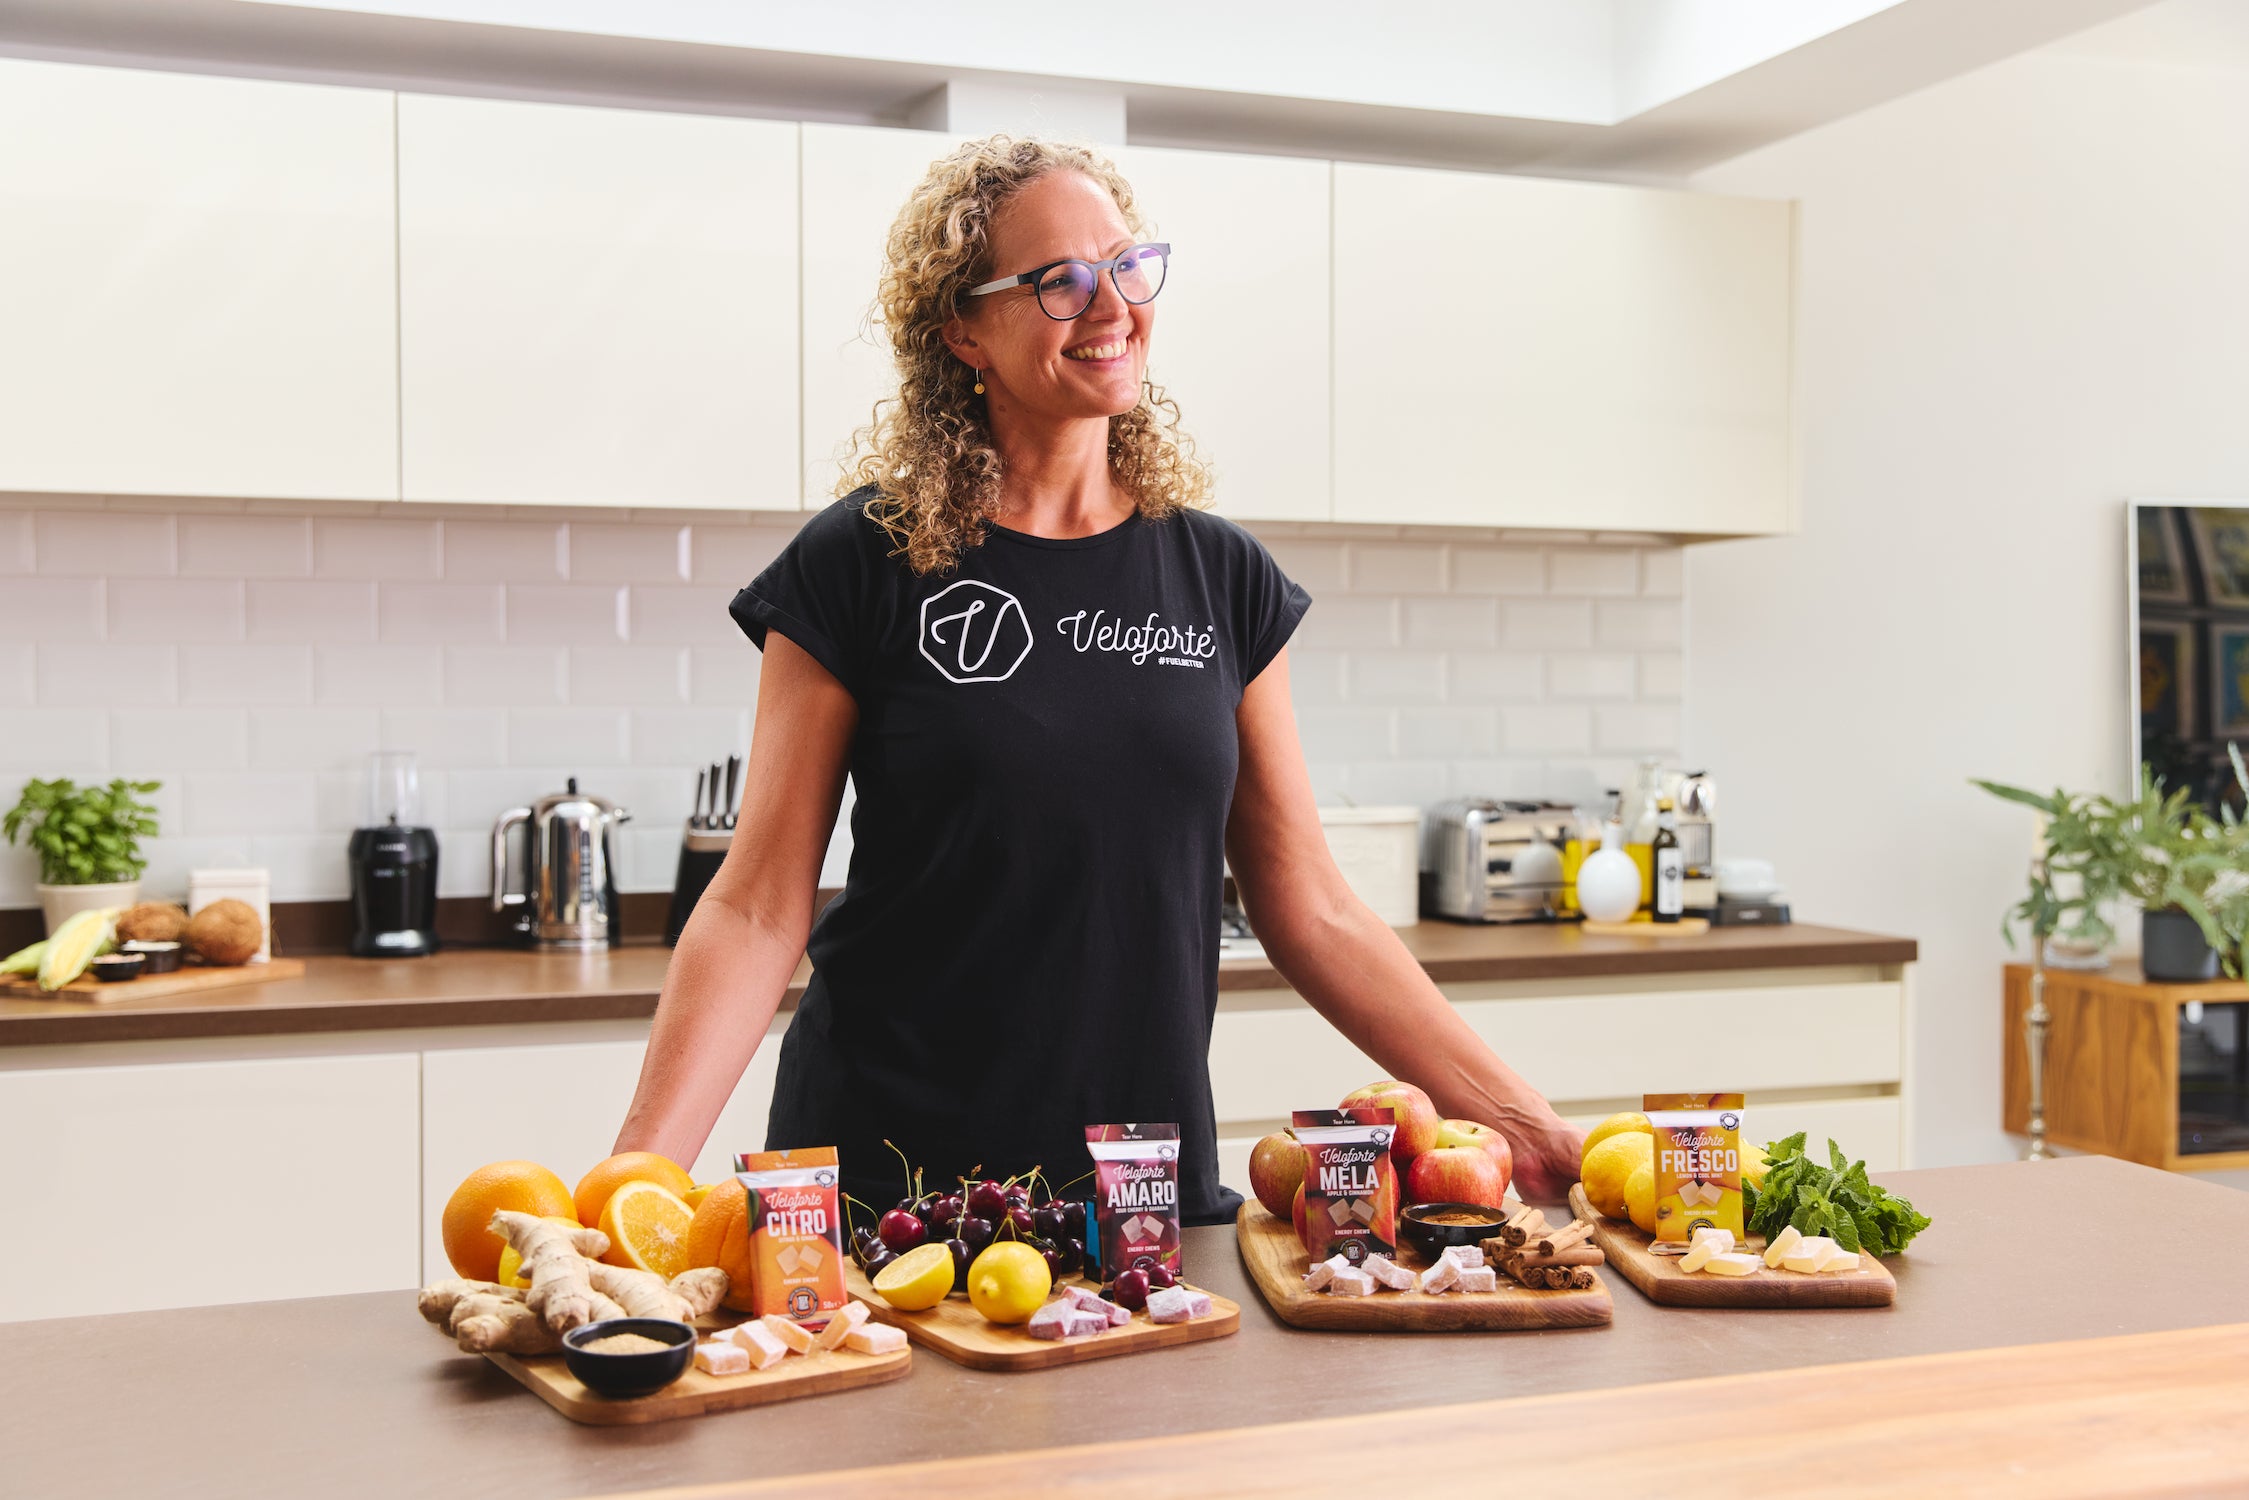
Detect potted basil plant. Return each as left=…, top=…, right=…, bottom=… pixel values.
left=1974, top=748, right=2249, bottom=982
left=2, top=777, right=162, bottom=933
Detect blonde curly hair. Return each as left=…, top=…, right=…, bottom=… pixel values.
left=839, top=134, right=1211, bottom=575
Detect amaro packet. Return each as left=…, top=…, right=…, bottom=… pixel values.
left=1085, top=1123, right=1182, bottom=1282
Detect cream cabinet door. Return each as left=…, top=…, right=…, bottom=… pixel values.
left=1108, top=146, right=1331, bottom=522
left=799, top=124, right=958, bottom=508
left=0, top=1054, right=422, bottom=1320
left=1333, top=163, right=1792, bottom=534
left=398, top=95, right=798, bottom=509
left=0, top=60, right=398, bottom=501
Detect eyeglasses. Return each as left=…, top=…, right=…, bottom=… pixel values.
left=961, top=242, right=1170, bottom=321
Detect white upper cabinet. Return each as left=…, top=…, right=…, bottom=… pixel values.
left=398, top=95, right=798, bottom=509
left=0, top=60, right=398, bottom=501
left=799, top=124, right=959, bottom=509
left=1333, top=162, right=1793, bottom=535
left=1108, top=146, right=1331, bottom=522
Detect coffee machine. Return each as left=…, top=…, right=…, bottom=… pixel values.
left=348, top=751, right=440, bottom=958
left=491, top=778, right=631, bottom=950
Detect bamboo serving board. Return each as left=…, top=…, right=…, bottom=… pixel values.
left=1579, top=917, right=1711, bottom=937
left=1568, top=1184, right=1895, bottom=1308
left=1235, top=1203, right=1611, bottom=1332
left=843, top=1265, right=1239, bottom=1371
left=484, top=1313, right=911, bottom=1426
left=0, top=956, right=304, bottom=1003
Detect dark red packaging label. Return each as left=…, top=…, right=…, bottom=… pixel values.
left=1085, top=1123, right=1182, bottom=1282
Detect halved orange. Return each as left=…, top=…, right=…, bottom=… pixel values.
left=598, top=1178, right=695, bottom=1278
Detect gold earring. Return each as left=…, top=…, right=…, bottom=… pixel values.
left=972, top=370, right=986, bottom=395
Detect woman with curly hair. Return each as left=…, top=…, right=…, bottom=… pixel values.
left=616, top=134, right=1582, bottom=1220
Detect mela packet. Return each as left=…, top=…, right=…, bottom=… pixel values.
left=1085, top=1123, right=1183, bottom=1281
left=734, top=1146, right=848, bottom=1324
left=1646, top=1092, right=1745, bottom=1253
left=1291, top=1107, right=1398, bottom=1265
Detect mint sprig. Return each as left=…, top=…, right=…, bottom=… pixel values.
left=1745, top=1132, right=1931, bottom=1256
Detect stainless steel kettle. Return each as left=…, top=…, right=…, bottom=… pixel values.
left=491, top=778, right=632, bottom=950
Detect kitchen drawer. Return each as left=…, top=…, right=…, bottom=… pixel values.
left=0, top=1053, right=421, bottom=1320
left=1207, top=981, right=1904, bottom=1128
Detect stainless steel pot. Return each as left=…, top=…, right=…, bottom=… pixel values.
left=491, top=778, right=631, bottom=950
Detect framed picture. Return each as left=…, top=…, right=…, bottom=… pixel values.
left=2135, top=506, right=2191, bottom=604
left=2139, top=620, right=2194, bottom=741
left=2188, top=507, right=2249, bottom=604
left=2211, top=625, right=2249, bottom=738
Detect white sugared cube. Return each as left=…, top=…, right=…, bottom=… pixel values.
left=843, top=1322, right=908, bottom=1355
left=695, top=1341, right=750, bottom=1376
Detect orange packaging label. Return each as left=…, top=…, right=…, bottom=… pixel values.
left=1645, top=1092, right=1745, bottom=1251
left=733, top=1146, right=847, bottom=1324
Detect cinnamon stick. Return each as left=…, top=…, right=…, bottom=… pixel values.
left=1514, top=1244, right=1605, bottom=1270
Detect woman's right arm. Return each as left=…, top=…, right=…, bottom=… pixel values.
left=611, top=634, right=857, bottom=1166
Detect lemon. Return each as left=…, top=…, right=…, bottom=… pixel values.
left=1581, top=1111, right=1652, bottom=1170
left=1740, top=1145, right=1770, bottom=1190
left=1624, top=1163, right=1657, bottom=1234
left=965, top=1242, right=1051, bottom=1325
left=682, top=1183, right=713, bottom=1211
left=872, top=1242, right=956, bottom=1311
left=1581, top=1131, right=1654, bottom=1220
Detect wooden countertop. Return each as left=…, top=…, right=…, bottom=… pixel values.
left=0, top=921, right=1915, bottom=1048
left=5, top=1157, right=2237, bottom=1499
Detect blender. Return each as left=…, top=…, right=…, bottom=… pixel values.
left=349, top=750, right=440, bottom=958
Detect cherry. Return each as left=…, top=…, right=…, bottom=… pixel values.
left=877, top=1208, right=926, bottom=1255
left=1031, top=1203, right=1069, bottom=1241
left=1147, top=1263, right=1177, bottom=1290
left=1036, top=1241, right=1063, bottom=1278
left=863, top=1245, right=897, bottom=1277
left=965, top=1181, right=1007, bottom=1220
left=1003, top=1206, right=1036, bottom=1240
left=958, top=1216, right=995, bottom=1253
left=942, top=1237, right=972, bottom=1286
left=1112, top=1268, right=1151, bottom=1311
left=1003, top=1184, right=1032, bottom=1210
left=1057, top=1237, right=1086, bottom=1277
left=912, top=1194, right=944, bottom=1223
left=927, top=1193, right=965, bottom=1228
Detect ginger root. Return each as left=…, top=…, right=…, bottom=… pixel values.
left=419, top=1215, right=727, bottom=1357
left=418, top=1278, right=518, bottom=1327
left=451, top=1292, right=567, bottom=1355
left=584, top=1262, right=731, bottom=1324
left=491, top=1210, right=612, bottom=1332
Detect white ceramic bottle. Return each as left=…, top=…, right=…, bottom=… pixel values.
left=1576, top=821, right=1642, bottom=924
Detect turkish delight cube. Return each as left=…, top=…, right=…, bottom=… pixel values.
left=1457, top=1266, right=1499, bottom=1293
left=1146, top=1285, right=1194, bottom=1324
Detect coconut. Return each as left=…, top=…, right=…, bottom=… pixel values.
left=185, top=899, right=263, bottom=966
left=116, top=901, right=190, bottom=945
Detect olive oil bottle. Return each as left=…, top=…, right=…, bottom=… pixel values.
left=1652, top=809, right=1685, bottom=923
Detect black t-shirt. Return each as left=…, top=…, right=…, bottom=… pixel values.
left=730, top=485, right=1309, bottom=1224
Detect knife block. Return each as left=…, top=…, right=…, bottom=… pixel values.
left=664, top=825, right=733, bottom=946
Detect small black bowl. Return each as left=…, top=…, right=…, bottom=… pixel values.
left=121, top=940, right=181, bottom=974
left=89, top=953, right=146, bottom=983
left=560, top=1319, right=695, bottom=1399
left=1400, top=1201, right=1512, bottom=1261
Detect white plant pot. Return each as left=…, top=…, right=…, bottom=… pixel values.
left=37, top=880, right=139, bottom=934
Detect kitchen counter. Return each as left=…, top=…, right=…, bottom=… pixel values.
left=0, top=920, right=1915, bottom=1047
left=4, top=1157, right=2240, bottom=1498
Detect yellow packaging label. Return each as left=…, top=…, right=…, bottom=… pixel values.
left=1645, top=1092, right=1744, bottom=1250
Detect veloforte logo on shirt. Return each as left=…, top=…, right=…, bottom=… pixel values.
left=918, top=582, right=1218, bottom=684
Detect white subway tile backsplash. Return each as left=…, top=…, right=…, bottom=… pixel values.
left=35, top=511, right=174, bottom=575
left=1282, top=648, right=1344, bottom=705
left=1293, top=597, right=1397, bottom=650
left=1499, top=704, right=1593, bottom=755
left=508, top=584, right=628, bottom=644
left=443, top=521, right=566, bottom=582
left=445, top=646, right=567, bottom=706
left=1395, top=706, right=1498, bottom=756
left=1263, top=540, right=1347, bottom=594
left=0, top=512, right=33, bottom=573
left=1546, top=654, right=1636, bottom=700
left=570, top=646, right=688, bottom=706
left=180, top=644, right=312, bottom=704
left=112, top=708, right=248, bottom=772
left=1593, top=704, right=1682, bottom=754
left=1450, top=546, right=1544, bottom=595
left=1498, top=600, right=1593, bottom=651
left=249, top=706, right=382, bottom=770
left=106, top=578, right=246, bottom=642
left=1295, top=706, right=1393, bottom=759
left=1448, top=759, right=1551, bottom=799
left=315, top=645, right=443, bottom=706
left=633, top=707, right=751, bottom=761
left=379, top=708, right=507, bottom=769
left=1404, top=598, right=1497, bottom=649
left=0, top=709, right=107, bottom=769
left=1449, top=652, right=1542, bottom=701
left=508, top=707, right=629, bottom=767
left=1349, top=543, right=1444, bottom=593
left=314, top=519, right=442, bottom=579
left=1340, top=760, right=1450, bottom=806
left=688, top=645, right=761, bottom=707
left=314, top=764, right=449, bottom=833
left=379, top=583, right=505, bottom=644
left=182, top=771, right=316, bottom=836
left=1641, top=548, right=1683, bottom=597
left=247, top=579, right=379, bottom=643
left=180, top=516, right=312, bottom=578
left=1639, top=652, right=1685, bottom=698
left=39, top=643, right=175, bottom=705
left=444, top=769, right=554, bottom=835
left=1594, top=599, right=1683, bottom=649
left=1549, top=549, right=1639, bottom=595
left=2, top=578, right=105, bottom=642
left=569, top=523, right=690, bottom=584
left=690, top=526, right=790, bottom=585
left=1345, top=651, right=1445, bottom=705
left=244, top=833, right=352, bottom=900
left=135, top=836, right=252, bottom=902
left=627, top=587, right=742, bottom=646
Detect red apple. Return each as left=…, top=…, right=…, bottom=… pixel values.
left=1340, top=1079, right=1440, bottom=1165
left=1405, top=1145, right=1509, bottom=1210
left=1432, top=1118, right=1514, bottom=1194
left=1248, top=1132, right=1307, bottom=1219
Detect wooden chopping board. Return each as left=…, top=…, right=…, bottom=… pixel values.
left=844, top=1264, right=1239, bottom=1372
left=1, top=957, right=304, bottom=1003
left=1580, top=917, right=1710, bottom=937
left=1235, top=1203, right=1611, bottom=1332
left=1568, top=1184, right=1895, bottom=1308
left=484, top=1311, right=911, bottom=1425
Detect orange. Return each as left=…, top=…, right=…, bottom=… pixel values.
left=573, top=1151, right=695, bottom=1229
left=598, top=1179, right=694, bottom=1279
left=441, top=1160, right=576, bottom=1281
left=687, top=1177, right=756, bottom=1312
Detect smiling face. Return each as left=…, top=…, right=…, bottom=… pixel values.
left=943, top=169, right=1153, bottom=423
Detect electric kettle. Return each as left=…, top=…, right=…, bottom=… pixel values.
left=491, top=778, right=632, bottom=950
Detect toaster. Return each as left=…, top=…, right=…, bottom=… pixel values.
left=1421, top=799, right=1577, bottom=923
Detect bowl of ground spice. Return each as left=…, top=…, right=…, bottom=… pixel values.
left=560, top=1318, right=695, bottom=1399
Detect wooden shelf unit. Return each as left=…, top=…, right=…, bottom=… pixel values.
left=2003, top=962, right=2249, bottom=1172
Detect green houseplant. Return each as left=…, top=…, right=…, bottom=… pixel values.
left=1974, top=748, right=2249, bottom=980
left=3, top=777, right=162, bottom=934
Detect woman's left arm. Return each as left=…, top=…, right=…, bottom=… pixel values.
left=1225, top=649, right=1585, bottom=1202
